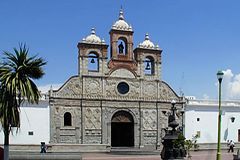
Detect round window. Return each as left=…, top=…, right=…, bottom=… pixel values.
left=117, top=82, right=129, bottom=94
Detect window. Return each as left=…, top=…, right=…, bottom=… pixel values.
left=28, top=131, right=34, bottom=136
left=88, top=52, right=99, bottom=71
left=117, top=82, right=129, bottom=94
left=64, top=112, right=72, bottom=126
left=144, top=56, right=154, bottom=75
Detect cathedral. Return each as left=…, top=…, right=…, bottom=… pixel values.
left=49, top=9, right=183, bottom=152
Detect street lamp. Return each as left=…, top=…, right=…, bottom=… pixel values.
left=180, top=106, right=185, bottom=134
left=216, top=70, right=224, bottom=160
left=169, top=100, right=178, bottom=131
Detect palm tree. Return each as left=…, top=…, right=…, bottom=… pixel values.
left=0, top=44, right=46, bottom=160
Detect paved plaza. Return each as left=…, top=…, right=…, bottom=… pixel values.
left=8, top=149, right=236, bottom=160
left=82, top=150, right=235, bottom=160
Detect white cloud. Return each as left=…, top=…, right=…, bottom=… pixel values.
left=38, top=83, right=62, bottom=94
left=220, top=69, right=240, bottom=100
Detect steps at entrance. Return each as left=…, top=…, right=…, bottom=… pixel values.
left=110, top=147, right=160, bottom=155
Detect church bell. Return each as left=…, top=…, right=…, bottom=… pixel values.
left=90, top=58, right=95, bottom=63
left=145, top=62, right=151, bottom=70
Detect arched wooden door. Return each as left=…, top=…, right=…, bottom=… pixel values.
left=111, top=111, right=134, bottom=147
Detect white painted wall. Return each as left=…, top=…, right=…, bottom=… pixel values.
left=0, top=101, right=49, bottom=145
left=185, top=99, right=240, bottom=144
left=2, top=98, right=239, bottom=145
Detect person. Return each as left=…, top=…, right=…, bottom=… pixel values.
left=227, top=140, right=230, bottom=152
left=228, top=140, right=235, bottom=153
left=40, top=142, right=47, bottom=153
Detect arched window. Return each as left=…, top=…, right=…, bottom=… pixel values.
left=144, top=56, right=154, bottom=75
left=64, top=112, right=72, bottom=126
left=117, top=38, right=127, bottom=55
left=88, top=52, right=99, bottom=71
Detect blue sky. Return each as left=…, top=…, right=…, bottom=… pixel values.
left=1, top=0, right=240, bottom=100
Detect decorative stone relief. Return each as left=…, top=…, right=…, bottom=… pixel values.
left=159, top=82, right=178, bottom=100
left=52, top=134, right=57, bottom=143
left=143, top=130, right=157, bottom=137
left=128, top=81, right=140, bottom=98
left=142, top=109, right=157, bottom=130
left=60, top=135, right=76, bottom=143
left=55, top=76, right=82, bottom=98
left=105, top=79, right=141, bottom=99
left=105, top=80, right=117, bottom=97
left=74, top=108, right=82, bottom=127
left=84, top=136, right=101, bottom=144
left=103, top=107, right=115, bottom=122
left=85, top=107, right=101, bottom=129
left=143, top=130, right=157, bottom=145
left=60, top=129, right=76, bottom=136
left=85, top=129, right=101, bottom=136
left=85, top=78, right=101, bottom=95
left=143, top=81, right=157, bottom=99
left=143, top=136, right=157, bottom=145
left=82, top=101, right=101, bottom=107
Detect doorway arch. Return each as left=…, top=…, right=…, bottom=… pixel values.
left=111, top=110, right=134, bottom=147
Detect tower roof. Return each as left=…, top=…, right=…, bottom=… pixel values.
left=112, top=9, right=133, bottom=31
left=81, top=28, right=105, bottom=44
left=138, top=33, right=160, bottom=50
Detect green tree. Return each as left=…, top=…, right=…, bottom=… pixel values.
left=0, top=44, right=46, bottom=160
left=184, top=134, right=200, bottom=159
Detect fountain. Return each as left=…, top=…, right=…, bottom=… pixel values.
left=161, top=100, right=186, bottom=160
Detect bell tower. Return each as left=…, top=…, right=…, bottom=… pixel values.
left=108, top=9, right=137, bottom=74
left=134, top=33, right=162, bottom=80
left=77, top=28, right=108, bottom=77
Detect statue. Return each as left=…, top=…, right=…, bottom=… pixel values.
left=118, top=42, right=124, bottom=54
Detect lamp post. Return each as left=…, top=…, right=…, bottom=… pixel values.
left=216, top=70, right=224, bottom=160
left=180, top=106, right=185, bottom=135
left=169, top=100, right=178, bottom=131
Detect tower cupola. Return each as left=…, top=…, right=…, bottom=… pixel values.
left=81, top=28, right=105, bottom=44
left=138, top=33, right=160, bottom=50
left=112, top=9, right=132, bottom=31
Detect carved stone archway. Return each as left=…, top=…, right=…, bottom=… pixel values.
left=111, top=111, right=134, bottom=147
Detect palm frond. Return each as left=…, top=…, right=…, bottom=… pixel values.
left=0, top=43, right=46, bottom=132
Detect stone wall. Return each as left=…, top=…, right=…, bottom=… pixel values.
left=49, top=75, right=182, bottom=151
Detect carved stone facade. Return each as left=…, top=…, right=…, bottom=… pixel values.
left=49, top=9, right=183, bottom=151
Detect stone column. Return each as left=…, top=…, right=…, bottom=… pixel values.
left=75, top=127, right=80, bottom=143
left=139, top=102, right=144, bottom=148
left=107, top=122, right=111, bottom=147
left=102, top=107, right=108, bottom=144
left=56, top=127, right=60, bottom=143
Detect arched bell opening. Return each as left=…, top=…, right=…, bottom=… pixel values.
left=88, top=52, right=99, bottom=71
left=144, top=56, right=154, bottom=75
left=111, top=110, right=134, bottom=147
left=117, top=37, right=128, bottom=55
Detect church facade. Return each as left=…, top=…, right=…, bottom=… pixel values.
left=49, top=10, right=183, bottom=152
